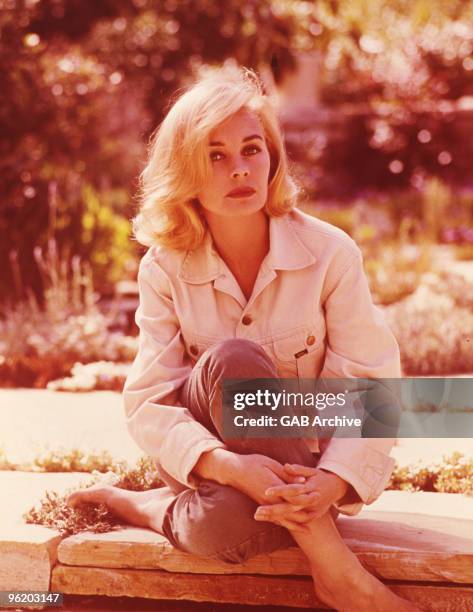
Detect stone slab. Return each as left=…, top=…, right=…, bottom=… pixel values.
left=0, top=524, right=62, bottom=609
left=57, top=508, right=473, bottom=583
left=51, top=566, right=473, bottom=611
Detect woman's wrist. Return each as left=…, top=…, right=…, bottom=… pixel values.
left=318, top=468, right=350, bottom=501
left=192, top=448, right=241, bottom=485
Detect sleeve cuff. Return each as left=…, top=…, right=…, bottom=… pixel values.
left=317, top=437, right=396, bottom=511
left=159, top=420, right=226, bottom=488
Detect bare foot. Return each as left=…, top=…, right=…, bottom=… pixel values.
left=318, top=564, right=423, bottom=612
left=66, top=484, right=171, bottom=531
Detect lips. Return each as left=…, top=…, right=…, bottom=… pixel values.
left=226, top=187, right=256, bottom=198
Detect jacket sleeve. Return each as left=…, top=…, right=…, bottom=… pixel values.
left=316, top=247, right=402, bottom=516
left=123, top=253, right=226, bottom=489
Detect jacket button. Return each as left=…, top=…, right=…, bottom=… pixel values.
left=241, top=315, right=252, bottom=326
left=306, top=335, right=316, bottom=346
left=189, top=344, right=199, bottom=356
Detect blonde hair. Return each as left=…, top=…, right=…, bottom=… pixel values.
left=132, top=64, right=299, bottom=250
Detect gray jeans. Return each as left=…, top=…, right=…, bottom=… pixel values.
left=160, top=338, right=339, bottom=564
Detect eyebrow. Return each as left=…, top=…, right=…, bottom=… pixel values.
left=209, top=134, right=264, bottom=146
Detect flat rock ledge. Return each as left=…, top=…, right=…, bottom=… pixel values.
left=0, top=524, right=62, bottom=609
left=51, top=509, right=473, bottom=611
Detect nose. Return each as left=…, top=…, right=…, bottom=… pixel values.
left=231, top=168, right=249, bottom=179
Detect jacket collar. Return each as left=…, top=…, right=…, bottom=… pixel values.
left=177, top=212, right=316, bottom=284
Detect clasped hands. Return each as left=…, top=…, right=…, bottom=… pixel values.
left=253, top=463, right=348, bottom=533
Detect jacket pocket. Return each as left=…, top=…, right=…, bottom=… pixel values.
left=272, top=323, right=326, bottom=380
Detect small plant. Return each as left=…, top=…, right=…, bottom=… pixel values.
left=23, top=455, right=163, bottom=536
left=364, top=240, right=432, bottom=305
left=388, top=452, right=473, bottom=495
left=32, top=448, right=120, bottom=473
left=24, top=487, right=124, bottom=537
left=0, top=239, right=137, bottom=388
left=422, top=178, right=451, bottom=243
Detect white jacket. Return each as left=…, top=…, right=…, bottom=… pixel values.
left=123, top=208, right=401, bottom=523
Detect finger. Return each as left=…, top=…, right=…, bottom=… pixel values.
left=255, top=504, right=299, bottom=521
left=287, top=475, right=307, bottom=484
left=278, top=466, right=306, bottom=484
left=267, top=460, right=306, bottom=485
left=257, top=504, right=310, bottom=522
left=284, top=507, right=326, bottom=525
left=257, top=511, right=310, bottom=533
left=265, top=460, right=288, bottom=482
left=284, top=463, right=318, bottom=477
left=284, top=491, right=321, bottom=506
left=257, top=502, right=303, bottom=514
left=265, top=484, right=308, bottom=498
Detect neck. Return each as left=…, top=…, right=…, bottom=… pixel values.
left=204, top=210, right=270, bottom=271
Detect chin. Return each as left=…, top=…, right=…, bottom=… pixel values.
left=225, top=205, right=265, bottom=217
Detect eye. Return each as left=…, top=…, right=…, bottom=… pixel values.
left=210, top=151, right=224, bottom=162
left=243, top=144, right=261, bottom=156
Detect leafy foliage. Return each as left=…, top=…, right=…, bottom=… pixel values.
left=32, top=448, right=118, bottom=473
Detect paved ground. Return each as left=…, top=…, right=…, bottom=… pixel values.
left=0, top=389, right=143, bottom=466
left=0, top=388, right=472, bottom=469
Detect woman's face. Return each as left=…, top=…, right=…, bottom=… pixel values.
left=196, top=108, right=272, bottom=219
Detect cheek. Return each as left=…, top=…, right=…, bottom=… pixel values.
left=200, top=166, right=223, bottom=192
left=255, top=152, right=271, bottom=182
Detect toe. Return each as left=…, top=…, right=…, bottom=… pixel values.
left=65, top=493, right=80, bottom=507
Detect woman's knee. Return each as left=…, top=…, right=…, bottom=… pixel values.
left=200, top=338, right=277, bottom=379
left=163, top=480, right=293, bottom=564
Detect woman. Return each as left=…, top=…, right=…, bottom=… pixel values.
left=67, top=66, right=419, bottom=611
